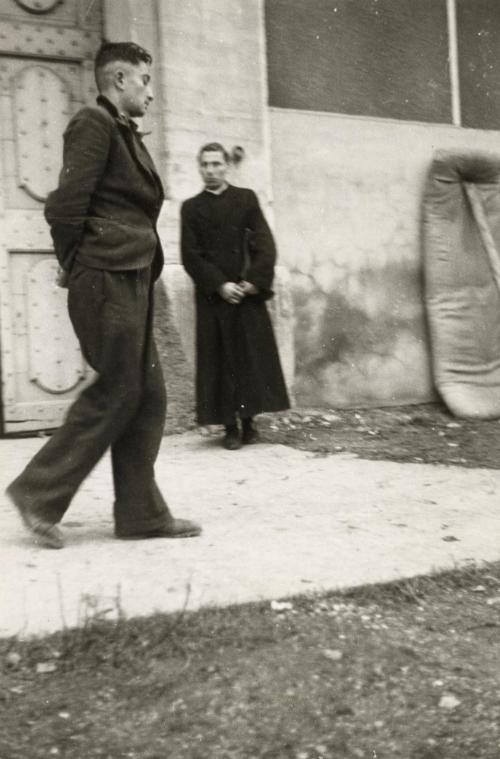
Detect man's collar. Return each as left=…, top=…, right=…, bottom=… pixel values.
left=96, top=94, right=120, bottom=119
left=204, top=182, right=229, bottom=196
left=96, top=94, right=151, bottom=137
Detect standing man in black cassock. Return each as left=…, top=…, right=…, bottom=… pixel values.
left=6, top=42, right=201, bottom=548
left=181, top=142, right=290, bottom=450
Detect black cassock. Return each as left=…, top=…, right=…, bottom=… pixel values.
left=181, top=184, right=290, bottom=425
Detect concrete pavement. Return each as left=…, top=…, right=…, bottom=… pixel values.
left=1, top=430, right=499, bottom=638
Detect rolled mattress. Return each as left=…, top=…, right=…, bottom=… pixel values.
left=423, top=149, right=500, bottom=419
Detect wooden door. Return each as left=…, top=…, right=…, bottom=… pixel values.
left=0, top=0, right=102, bottom=434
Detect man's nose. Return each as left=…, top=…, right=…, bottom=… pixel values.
left=146, top=87, right=154, bottom=102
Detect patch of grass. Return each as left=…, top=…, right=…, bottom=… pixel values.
left=2, top=562, right=500, bottom=758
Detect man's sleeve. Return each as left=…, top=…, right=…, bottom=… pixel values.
left=180, top=202, right=227, bottom=296
left=44, top=108, right=112, bottom=271
left=244, top=190, right=277, bottom=297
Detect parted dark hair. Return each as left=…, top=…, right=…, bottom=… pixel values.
left=94, top=41, right=152, bottom=72
left=198, top=142, right=230, bottom=163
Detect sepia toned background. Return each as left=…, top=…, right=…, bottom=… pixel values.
left=1, top=0, right=499, bottom=433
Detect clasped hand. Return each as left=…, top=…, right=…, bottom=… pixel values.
left=219, top=280, right=258, bottom=304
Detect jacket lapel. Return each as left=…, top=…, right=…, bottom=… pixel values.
left=116, top=119, right=164, bottom=198
left=95, top=95, right=165, bottom=205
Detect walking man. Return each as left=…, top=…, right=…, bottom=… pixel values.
left=6, top=41, right=201, bottom=547
left=181, top=143, right=290, bottom=449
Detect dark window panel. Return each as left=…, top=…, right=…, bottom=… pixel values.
left=457, top=0, right=500, bottom=130
left=265, top=0, right=451, bottom=124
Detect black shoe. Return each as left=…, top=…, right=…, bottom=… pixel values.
left=6, top=484, right=64, bottom=549
left=223, top=425, right=242, bottom=450
left=241, top=421, right=259, bottom=445
left=117, top=518, right=202, bottom=540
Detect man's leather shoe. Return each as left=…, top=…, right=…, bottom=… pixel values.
left=223, top=428, right=242, bottom=450
left=117, top=518, right=202, bottom=540
left=6, top=485, right=64, bottom=549
left=242, top=426, right=259, bottom=445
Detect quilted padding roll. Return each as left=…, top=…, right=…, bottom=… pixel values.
left=423, top=149, right=500, bottom=419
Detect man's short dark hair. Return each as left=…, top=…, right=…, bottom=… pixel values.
left=198, top=142, right=230, bottom=163
left=94, top=41, right=152, bottom=73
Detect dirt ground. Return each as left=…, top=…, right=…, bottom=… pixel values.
left=2, top=562, right=500, bottom=759
left=2, top=401, right=500, bottom=757
left=257, top=402, right=500, bottom=469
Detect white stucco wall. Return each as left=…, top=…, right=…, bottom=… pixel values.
left=152, top=0, right=294, bottom=394
left=106, top=0, right=500, bottom=411
left=154, top=0, right=272, bottom=246
left=269, top=108, right=500, bottom=407
left=105, top=0, right=295, bottom=407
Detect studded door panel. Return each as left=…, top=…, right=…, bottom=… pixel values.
left=0, top=0, right=102, bottom=433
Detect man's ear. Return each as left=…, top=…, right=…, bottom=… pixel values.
left=114, top=67, right=125, bottom=91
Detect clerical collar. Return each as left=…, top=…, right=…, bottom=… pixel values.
left=204, top=183, right=229, bottom=196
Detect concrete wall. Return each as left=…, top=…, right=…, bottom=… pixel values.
left=105, top=0, right=294, bottom=422
left=154, top=0, right=294, bottom=399
left=269, top=108, right=500, bottom=407
left=105, top=0, right=500, bottom=412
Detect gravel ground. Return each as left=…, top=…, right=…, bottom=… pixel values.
left=257, top=402, right=500, bottom=469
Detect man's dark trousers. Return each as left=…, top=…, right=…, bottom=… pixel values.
left=9, top=262, right=172, bottom=536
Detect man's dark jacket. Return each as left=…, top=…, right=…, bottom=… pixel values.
left=181, top=184, right=290, bottom=425
left=45, top=95, right=164, bottom=279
